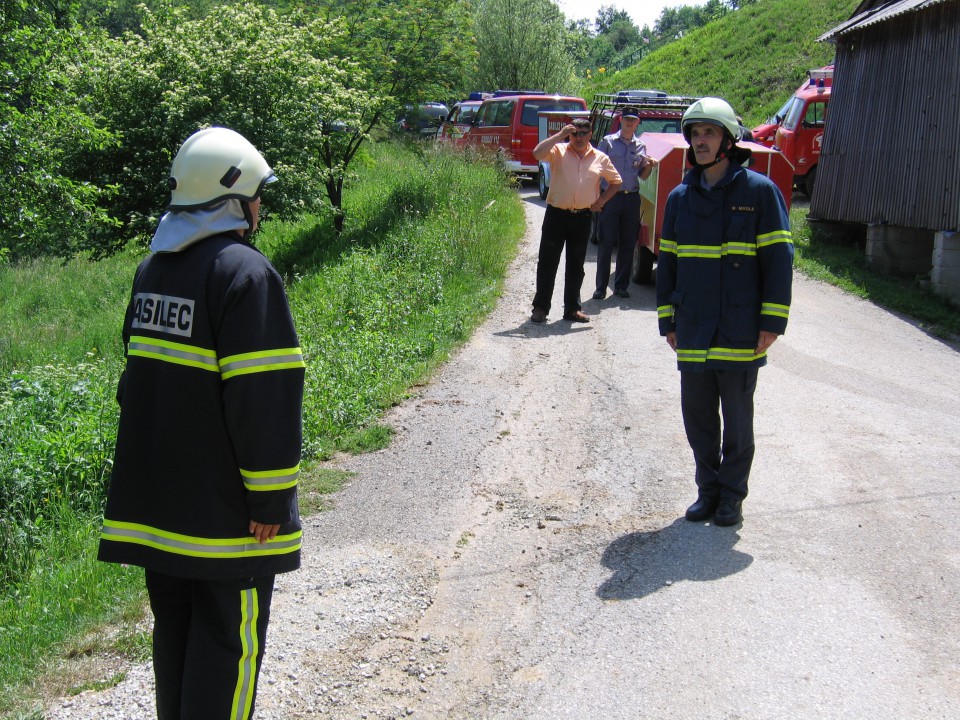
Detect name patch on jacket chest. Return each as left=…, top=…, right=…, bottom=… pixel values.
left=731, top=205, right=756, bottom=213
left=131, top=293, right=194, bottom=337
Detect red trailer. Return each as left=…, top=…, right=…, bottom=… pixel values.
left=631, top=132, right=795, bottom=284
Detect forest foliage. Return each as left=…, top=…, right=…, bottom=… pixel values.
left=2, top=0, right=857, bottom=263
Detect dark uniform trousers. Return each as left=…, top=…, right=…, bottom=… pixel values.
left=680, top=368, right=758, bottom=502
left=533, top=205, right=593, bottom=315
left=146, top=570, right=275, bottom=720
left=596, top=191, right=640, bottom=293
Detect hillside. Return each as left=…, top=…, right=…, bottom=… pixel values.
left=583, top=0, right=859, bottom=125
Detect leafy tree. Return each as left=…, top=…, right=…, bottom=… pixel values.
left=65, top=3, right=381, bottom=254
left=0, top=0, right=118, bottom=260
left=471, top=0, right=574, bottom=93
left=308, top=0, right=475, bottom=230
left=595, top=5, right=633, bottom=35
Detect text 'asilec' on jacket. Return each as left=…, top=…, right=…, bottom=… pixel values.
left=655, top=160, right=794, bottom=371
left=98, top=234, right=306, bottom=580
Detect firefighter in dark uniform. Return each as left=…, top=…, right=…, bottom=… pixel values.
left=98, top=127, right=306, bottom=719
left=656, top=98, right=793, bottom=526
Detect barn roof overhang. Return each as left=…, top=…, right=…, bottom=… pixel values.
left=819, top=0, right=953, bottom=41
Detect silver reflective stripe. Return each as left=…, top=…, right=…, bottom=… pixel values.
left=101, top=521, right=301, bottom=558
left=127, top=335, right=219, bottom=372
left=220, top=348, right=305, bottom=380
left=231, top=588, right=259, bottom=720
left=240, top=465, right=300, bottom=491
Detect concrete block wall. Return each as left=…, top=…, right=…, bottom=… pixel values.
left=865, top=224, right=934, bottom=277
left=932, top=231, right=960, bottom=306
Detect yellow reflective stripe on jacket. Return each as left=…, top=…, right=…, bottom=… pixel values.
left=657, top=304, right=674, bottom=320
left=762, top=302, right=790, bottom=319
left=677, top=346, right=766, bottom=363
left=674, top=242, right=757, bottom=258
left=240, top=465, right=300, bottom=492
left=220, top=347, right=306, bottom=380
left=127, top=335, right=219, bottom=372
left=231, top=588, right=259, bottom=720
left=756, top=229, right=792, bottom=247
left=659, top=238, right=677, bottom=255
left=101, top=520, right=301, bottom=558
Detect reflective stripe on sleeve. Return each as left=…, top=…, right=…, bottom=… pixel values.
left=756, top=229, right=792, bottom=247
left=220, top=347, right=306, bottom=380
left=127, top=335, right=219, bottom=372
left=657, top=304, right=674, bottom=320
left=101, top=520, right=301, bottom=558
left=659, top=238, right=677, bottom=255
left=240, top=465, right=300, bottom=492
left=761, top=302, right=790, bottom=319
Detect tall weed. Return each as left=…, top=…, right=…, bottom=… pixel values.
left=0, top=361, right=120, bottom=588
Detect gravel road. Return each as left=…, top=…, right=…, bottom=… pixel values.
left=48, top=187, right=960, bottom=720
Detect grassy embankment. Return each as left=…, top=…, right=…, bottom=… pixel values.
left=583, top=0, right=859, bottom=125
left=0, top=141, right=524, bottom=718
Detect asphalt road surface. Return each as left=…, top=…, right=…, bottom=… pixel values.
left=48, top=187, right=960, bottom=719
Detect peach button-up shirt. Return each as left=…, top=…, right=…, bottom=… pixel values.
left=545, top=142, right=622, bottom=210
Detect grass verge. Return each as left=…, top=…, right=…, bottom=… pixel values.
left=0, top=140, right=524, bottom=717
left=791, top=207, right=960, bottom=341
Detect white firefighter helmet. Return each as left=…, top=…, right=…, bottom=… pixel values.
left=167, top=127, right=276, bottom=210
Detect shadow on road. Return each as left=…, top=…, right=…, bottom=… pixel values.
left=597, top=518, right=753, bottom=601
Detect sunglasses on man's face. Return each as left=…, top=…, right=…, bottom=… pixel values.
left=573, top=130, right=591, bottom=137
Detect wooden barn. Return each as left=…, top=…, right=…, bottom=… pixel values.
left=811, top=0, right=960, bottom=303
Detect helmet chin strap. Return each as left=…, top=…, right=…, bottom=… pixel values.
left=240, top=200, right=255, bottom=241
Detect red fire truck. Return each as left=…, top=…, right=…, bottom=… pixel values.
left=751, top=66, right=832, bottom=197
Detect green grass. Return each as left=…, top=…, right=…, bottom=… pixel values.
left=0, top=140, right=524, bottom=717
left=791, top=208, right=960, bottom=339
left=0, top=251, right=135, bottom=373
left=0, top=501, right=147, bottom=716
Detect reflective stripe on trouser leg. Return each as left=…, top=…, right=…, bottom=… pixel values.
left=177, top=575, right=275, bottom=720
left=231, top=587, right=259, bottom=720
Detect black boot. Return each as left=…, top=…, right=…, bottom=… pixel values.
left=714, top=499, right=743, bottom=526
left=685, top=495, right=719, bottom=522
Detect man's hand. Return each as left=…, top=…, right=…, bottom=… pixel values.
left=756, top=330, right=779, bottom=355
left=666, top=331, right=677, bottom=352
left=249, top=520, right=281, bottom=544
left=640, top=156, right=659, bottom=181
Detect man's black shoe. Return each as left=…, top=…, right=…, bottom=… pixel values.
left=685, top=496, right=718, bottom=522
left=714, top=499, right=743, bottom=526
left=592, top=289, right=606, bottom=300
left=615, top=289, right=630, bottom=298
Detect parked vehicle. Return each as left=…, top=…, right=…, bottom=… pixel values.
left=630, top=133, right=795, bottom=284
left=751, top=66, right=832, bottom=196
left=588, top=92, right=697, bottom=147
left=751, top=96, right=794, bottom=147
left=462, top=93, right=588, bottom=174
left=436, top=100, right=484, bottom=144
left=397, top=102, right=450, bottom=136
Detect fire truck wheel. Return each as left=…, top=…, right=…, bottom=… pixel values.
left=803, top=165, right=818, bottom=197
left=633, top=244, right=655, bottom=285
left=538, top=168, right=548, bottom=200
